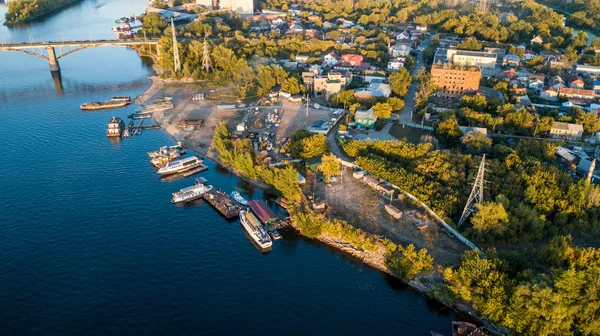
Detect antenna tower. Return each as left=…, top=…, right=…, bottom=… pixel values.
left=457, top=154, right=486, bottom=228
left=202, top=36, right=213, bottom=72
left=171, top=18, right=181, bottom=73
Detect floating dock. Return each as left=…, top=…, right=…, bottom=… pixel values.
left=181, top=165, right=208, bottom=177
left=203, top=188, right=243, bottom=219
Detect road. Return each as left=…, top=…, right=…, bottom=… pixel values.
left=396, top=45, right=426, bottom=123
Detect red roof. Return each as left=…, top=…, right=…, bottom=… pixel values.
left=248, top=200, right=277, bottom=224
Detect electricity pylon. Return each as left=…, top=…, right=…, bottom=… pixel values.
left=202, top=36, right=212, bottom=73
left=457, top=154, right=486, bottom=228
left=171, top=18, right=181, bottom=73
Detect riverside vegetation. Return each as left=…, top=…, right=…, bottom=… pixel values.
left=4, top=0, right=80, bottom=24
left=212, top=122, right=600, bottom=335
left=341, top=137, right=600, bottom=335
left=211, top=123, right=435, bottom=288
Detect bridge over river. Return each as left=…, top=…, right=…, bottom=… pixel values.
left=0, top=39, right=159, bottom=72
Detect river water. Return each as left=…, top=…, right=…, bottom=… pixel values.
left=0, top=1, right=460, bottom=334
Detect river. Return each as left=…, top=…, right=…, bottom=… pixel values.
left=0, top=1, right=460, bottom=335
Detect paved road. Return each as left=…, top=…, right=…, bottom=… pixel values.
left=396, top=48, right=425, bottom=123
left=327, top=130, right=352, bottom=162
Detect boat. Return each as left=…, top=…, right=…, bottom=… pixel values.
left=172, top=183, right=214, bottom=203
left=81, top=96, right=131, bottom=110
left=157, top=156, right=203, bottom=176
left=269, top=230, right=282, bottom=240
left=230, top=191, right=248, bottom=205
left=106, top=117, right=125, bottom=137
left=240, top=209, right=273, bottom=249
left=122, top=129, right=130, bottom=138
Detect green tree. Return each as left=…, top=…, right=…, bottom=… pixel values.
left=142, top=13, right=168, bottom=37
left=387, top=97, right=405, bottom=111
left=388, top=68, right=412, bottom=96
left=281, top=77, right=301, bottom=94
left=372, top=102, right=393, bottom=119
left=435, top=117, right=462, bottom=147
left=387, top=244, right=434, bottom=280
left=471, top=201, right=510, bottom=232
left=318, top=154, right=342, bottom=182
left=457, top=37, right=483, bottom=51
left=462, top=132, right=492, bottom=153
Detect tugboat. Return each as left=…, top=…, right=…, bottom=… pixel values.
left=106, top=117, right=125, bottom=137
left=81, top=96, right=131, bottom=110
left=230, top=191, right=248, bottom=205
left=171, top=183, right=214, bottom=203
left=239, top=209, right=273, bottom=249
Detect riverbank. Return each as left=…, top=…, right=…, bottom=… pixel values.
left=4, top=0, right=82, bottom=25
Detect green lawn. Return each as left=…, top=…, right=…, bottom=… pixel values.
left=389, top=124, right=431, bottom=144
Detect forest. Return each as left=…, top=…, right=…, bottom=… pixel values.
left=543, top=0, right=600, bottom=34
left=4, top=0, right=80, bottom=24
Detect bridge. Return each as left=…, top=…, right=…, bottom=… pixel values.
left=0, top=39, right=160, bottom=72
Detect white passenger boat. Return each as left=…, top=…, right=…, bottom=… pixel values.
left=240, top=209, right=272, bottom=249
left=171, top=183, right=214, bottom=203
left=230, top=191, right=248, bottom=205
left=157, top=156, right=203, bottom=176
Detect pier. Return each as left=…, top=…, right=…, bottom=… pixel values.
left=203, top=189, right=243, bottom=219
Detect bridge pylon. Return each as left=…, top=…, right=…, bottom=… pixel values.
left=46, top=46, right=60, bottom=72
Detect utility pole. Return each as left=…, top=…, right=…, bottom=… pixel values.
left=171, top=18, right=181, bottom=73
left=305, top=93, right=309, bottom=122
left=457, top=154, right=486, bottom=228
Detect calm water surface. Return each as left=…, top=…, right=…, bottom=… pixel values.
left=0, top=1, right=460, bottom=334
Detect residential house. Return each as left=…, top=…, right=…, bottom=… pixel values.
left=312, top=72, right=350, bottom=99
left=389, top=43, right=412, bottom=57
left=515, top=94, right=532, bottom=109
left=446, top=49, right=497, bottom=69
left=550, top=122, right=584, bottom=141
left=559, top=88, right=596, bottom=100
left=322, top=21, right=334, bottom=30
left=323, top=52, right=340, bottom=67
left=575, top=64, right=600, bottom=75
left=430, top=63, right=482, bottom=98
left=295, top=55, right=310, bottom=64
left=387, top=57, right=405, bottom=71
left=396, top=31, right=410, bottom=40
left=354, top=108, right=378, bottom=129
left=531, top=35, right=544, bottom=45
left=354, top=80, right=392, bottom=99
left=339, top=19, right=354, bottom=28
left=484, top=47, right=506, bottom=59
left=529, top=73, right=545, bottom=84
left=568, top=76, right=585, bottom=89
left=459, top=126, right=488, bottom=136
left=496, top=69, right=517, bottom=80
left=523, top=50, right=537, bottom=60
left=336, top=54, right=370, bottom=70
left=502, top=54, right=521, bottom=67
left=551, top=75, right=565, bottom=90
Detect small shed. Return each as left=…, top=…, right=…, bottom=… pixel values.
left=353, top=170, right=366, bottom=179
left=176, top=119, right=205, bottom=129
left=363, top=175, right=380, bottom=189
left=384, top=204, right=403, bottom=219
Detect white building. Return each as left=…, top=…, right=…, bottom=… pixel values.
left=387, top=58, right=405, bottom=71
left=550, top=122, right=584, bottom=141
left=220, top=0, right=253, bottom=15
left=447, top=49, right=497, bottom=69
left=389, top=43, right=411, bottom=57
left=323, top=52, right=340, bottom=67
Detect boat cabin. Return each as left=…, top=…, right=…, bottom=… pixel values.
left=106, top=117, right=125, bottom=137
left=248, top=200, right=277, bottom=225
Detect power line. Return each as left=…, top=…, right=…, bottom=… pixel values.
left=171, top=18, right=181, bottom=73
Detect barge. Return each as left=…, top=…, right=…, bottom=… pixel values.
left=81, top=96, right=131, bottom=110
left=203, top=188, right=243, bottom=219
left=240, top=209, right=273, bottom=249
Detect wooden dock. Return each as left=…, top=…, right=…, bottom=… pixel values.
left=182, top=165, right=208, bottom=177
left=203, top=188, right=243, bottom=219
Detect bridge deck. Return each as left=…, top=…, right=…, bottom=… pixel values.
left=0, top=39, right=159, bottom=50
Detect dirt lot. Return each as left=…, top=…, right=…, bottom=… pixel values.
left=141, top=79, right=335, bottom=155
left=305, top=168, right=466, bottom=267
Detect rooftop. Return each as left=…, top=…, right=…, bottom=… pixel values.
left=551, top=122, right=584, bottom=132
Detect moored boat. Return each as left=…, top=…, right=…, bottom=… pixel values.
left=106, top=117, right=124, bottom=137
left=230, top=191, right=248, bottom=205
left=240, top=209, right=272, bottom=249
left=269, top=230, right=282, bottom=240
left=157, top=156, right=203, bottom=176
left=81, top=96, right=131, bottom=110
left=172, top=183, right=214, bottom=203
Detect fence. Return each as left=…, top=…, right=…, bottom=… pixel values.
left=397, top=121, right=434, bottom=131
